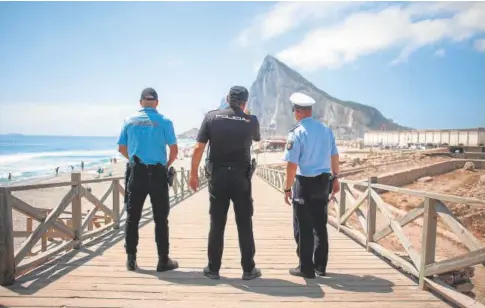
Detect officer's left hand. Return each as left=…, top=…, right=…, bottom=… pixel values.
left=284, top=190, right=292, bottom=206
left=331, top=178, right=340, bottom=200
left=189, top=175, right=199, bottom=191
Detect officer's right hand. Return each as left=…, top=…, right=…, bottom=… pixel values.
left=284, top=190, right=292, bottom=206
left=189, top=174, right=199, bottom=191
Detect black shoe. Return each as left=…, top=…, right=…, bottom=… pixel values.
left=314, top=266, right=326, bottom=276
left=126, top=254, right=137, bottom=271
left=242, top=267, right=262, bottom=280
left=203, top=266, right=220, bottom=279
left=289, top=266, right=315, bottom=279
left=156, top=257, right=179, bottom=272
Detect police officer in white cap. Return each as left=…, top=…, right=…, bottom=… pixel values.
left=282, top=92, right=341, bottom=278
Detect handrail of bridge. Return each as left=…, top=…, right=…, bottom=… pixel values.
left=256, top=166, right=485, bottom=308
left=0, top=166, right=208, bottom=287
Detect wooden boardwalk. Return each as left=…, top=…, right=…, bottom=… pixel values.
left=0, top=176, right=452, bottom=308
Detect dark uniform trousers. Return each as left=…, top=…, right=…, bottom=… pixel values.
left=292, top=173, right=331, bottom=275
left=125, top=157, right=171, bottom=260
left=208, top=164, right=256, bottom=273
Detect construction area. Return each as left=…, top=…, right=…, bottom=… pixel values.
left=258, top=146, right=485, bottom=303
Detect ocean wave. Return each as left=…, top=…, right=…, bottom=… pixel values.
left=0, top=149, right=117, bottom=164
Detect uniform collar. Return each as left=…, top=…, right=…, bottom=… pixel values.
left=298, top=116, right=312, bottom=124
left=140, top=107, right=157, bottom=112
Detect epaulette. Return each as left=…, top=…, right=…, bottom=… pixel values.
left=289, top=124, right=301, bottom=132
left=205, top=109, right=219, bottom=116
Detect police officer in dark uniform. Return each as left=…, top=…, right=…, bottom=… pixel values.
left=282, top=92, right=340, bottom=278
left=188, top=86, right=262, bottom=280
left=117, top=87, right=179, bottom=272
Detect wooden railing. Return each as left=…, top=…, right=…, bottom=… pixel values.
left=256, top=166, right=485, bottom=308
left=0, top=166, right=208, bottom=286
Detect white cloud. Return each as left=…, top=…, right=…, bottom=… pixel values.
left=243, top=2, right=485, bottom=71
left=236, top=1, right=362, bottom=47
left=474, top=38, right=485, bottom=52
left=435, top=49, right=445, bottom=57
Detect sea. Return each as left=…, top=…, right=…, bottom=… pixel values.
left=0, top=134, right=195, bottom=185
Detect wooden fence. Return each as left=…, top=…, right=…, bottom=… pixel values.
left=256, top=166, right=485, bottom=308
left=0, top=166, right=208, bottom=286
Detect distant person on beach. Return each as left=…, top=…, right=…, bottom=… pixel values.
left=189, top=85, right=261, bottom=280
left=55, top=167, right=59, bottom=176
left=117, top=87, right=179, bottom=272
left=70, top=165, right=74, bottom=171
left=81, top=161, right=84, bottom=171
left=8, top=173, right=12, bottom=181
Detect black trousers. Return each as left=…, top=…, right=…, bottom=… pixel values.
left=207, top=165, right=256, bottom=272
left=292, top=173, right=331, bottom=274
left=124, top=161, right=170, bottom=259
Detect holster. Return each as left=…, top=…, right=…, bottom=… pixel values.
left=248, top=158, right=257, bottom=179
left=328, top=175, right=335, bottom=195
left=204, top=159, right=213, bottom=179
left=167, top=167, right=176, bottom=187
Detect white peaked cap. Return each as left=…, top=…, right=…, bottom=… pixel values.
left=289, top=92, right=316, bottom=108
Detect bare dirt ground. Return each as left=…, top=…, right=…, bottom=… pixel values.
left=338, top=160, right=485, bottom=303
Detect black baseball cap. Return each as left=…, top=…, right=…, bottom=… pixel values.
left=228, top=86, right=249, bottom=103
left=140, top=87, right=158, bottom=100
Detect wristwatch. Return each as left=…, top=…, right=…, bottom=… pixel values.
left=284, top=188, right=291, bottom=193
left=332, top=173, right=339, bottom=179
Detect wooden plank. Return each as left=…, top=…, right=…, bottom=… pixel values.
left=112, top=179, right=120, bottom=229
left=419, top=197, right=437, bottom=290
left=71, top=173, right=83, bottom=249
left=80, top=182, right=112, bottom=232
left=435, top=201, right=484, bottom=251
left=367, top=242, right=419, bottom=277
left=0, top=289, right=444, bottom=302
left=13, top=188, right=77, bottom=265
left=0, top=188, right=15, bottom=286
left=370, top=183, right=485, bottom=207
left=79, top=176, right=124, bottom=185
left=0, top=298, right=450, bottom=308
left=371, top=190, right=421, bottom=269
left=81, top=186, right=114, bottom=218
left=424, top=277, right=485, bottom=308
left=2, top=283, right=435, bottom=295
left=340, top=189, right=369, bottom=224
left=7, top=181, right=75, bottom=192
left=373, top=206, right=424, bottom=242
left=425, top=247, right=485, bottom=276
left=9, top=195, right=75, bottom=239
left=366, top=178, right=377, bottom=252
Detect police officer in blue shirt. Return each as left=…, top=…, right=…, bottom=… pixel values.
left=117, top=87, right=179, bottom=272
left=189, top=86, right=262, bottom=280
left=282, top=92, right=341, bottom=279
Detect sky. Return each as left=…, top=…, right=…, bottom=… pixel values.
left=0, top=1, right=484, bottom=137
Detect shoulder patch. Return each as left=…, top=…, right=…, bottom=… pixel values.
left=286, top=130, right=295, bottom=150
left=286, top=139, right=294, bottom=150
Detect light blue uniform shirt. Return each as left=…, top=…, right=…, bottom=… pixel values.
left=117, top=107, right=177, bottom=165
left=282, top=117, right=338, bottom=177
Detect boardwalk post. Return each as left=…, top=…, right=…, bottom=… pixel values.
left=366, top=176, right=377, bottom=252
left=419, top=197, right=437, bottom=290
left=71, top=173, right=83, bottom=249
left=180, top=168, right=185, bottom=198
left=338, top=182, right=346, bottom=231
left=112, top=179, right=120, bottom=229
left=0, top=187, right=15, bottom=286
